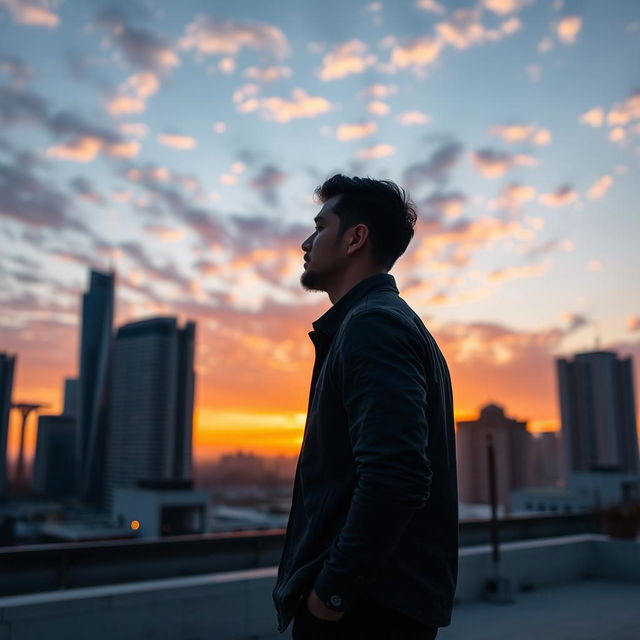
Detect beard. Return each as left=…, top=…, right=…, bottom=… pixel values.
left=300, top=267, right=324, bottom=292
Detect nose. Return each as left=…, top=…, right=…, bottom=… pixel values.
left=301, top=233, right=314, bottom=252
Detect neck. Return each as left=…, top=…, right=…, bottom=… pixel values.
left=326, top=266, right=387, bottom=304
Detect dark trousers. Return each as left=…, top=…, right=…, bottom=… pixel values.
left=291, top=597, right=438, bottom=640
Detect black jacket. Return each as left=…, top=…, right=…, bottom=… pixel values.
left=273, top=274, right=458, bottom=633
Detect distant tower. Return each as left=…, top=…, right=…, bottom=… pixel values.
left=32, top=378, right=78, bottom=499
left=0, top=353, right=16, bottom=497
left=77, top=270, right=115, bottom=506
left=457, top=403, right=531, bottom=510
left=557, top=350, right=639, bottom=474
left=105, top=317, right=195, bottom=510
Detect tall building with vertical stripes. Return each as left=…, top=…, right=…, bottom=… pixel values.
left=77, top=270, right=114, bottom=506
left=105, top=317, right=195, bottom=509
left=557, top=350, right=639, bottom=475
left=0, top=352, right=16, bottom=497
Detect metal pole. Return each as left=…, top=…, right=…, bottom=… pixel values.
left=487, top=433, right=500, bottom=566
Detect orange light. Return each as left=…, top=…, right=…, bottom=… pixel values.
left=130, top=520, right=140, bottom=531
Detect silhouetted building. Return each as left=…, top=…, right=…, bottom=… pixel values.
left=530, top=431, right=561, bottom=488
left=0, top=353, right=16, bottom=497
left=105, top=317, right=195, bottom=509
left=77, top=270, right=114, bottom=506
left=63, top=378, right=78, bottom=418
left=457, top=403, right=531, bottom=511
left=32, top=378, right=79, bottom=499
left=32, top=415, right=76, bottom=499
left=557, top=350, right=639, bottom=475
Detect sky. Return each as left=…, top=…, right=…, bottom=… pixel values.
left=1, top=0, right=639, bottom=462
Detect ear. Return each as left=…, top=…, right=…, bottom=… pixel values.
left=345, top=223, right=369, bottom=256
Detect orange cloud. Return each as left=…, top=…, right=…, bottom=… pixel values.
left=336, top=121, right=378, bottom=141
left=580, top=107, right=604, bottom=127
left=538, top=185, right=578, bottom=207
left=157, top=133, right=197, bottom=149
left=397, top=110, right=432, bottom=125
left=627, top=316, right=640, bottom=332
left=487, top=261, right=549, bottom=284
left=318, top=39, right=376, bottom=81
left=368, top=100, right=390, bottom=116
left=490, top=123, right=551, bottom=145
left=360, top=83, right=397, bottom=99
left=259, top=89, right=333, bottom=122
left=46, top=136, right=102, bottom=163
left=357, top=143, right=395, bottom=159
left=0, top=0, right=60, bottom=27
left=490, top=182, right=537, bottom=211
left=471, top=149, right=537, bottom=178
left=586, top=175, right=613, bottom=200
left=180, top=15, right=290, bottom=59
left=390, top=36, right=443, bottom=70
left=416, top=0, right=445, bottom=13
left=556, top=15, right=582, bottom=44
left=482, top=0, right=530, bottom=15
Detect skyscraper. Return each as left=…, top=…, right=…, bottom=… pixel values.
left=105, top=317, right=195, bottom=509
left=32, top=377, right=78, bottom=499
left=77, top=270, right=114, bottom=506
left=557, top=350, right=639, bottom=474
left=457, top=403, right=531, bottom=510
left=0, top=352, right=16, bottom=497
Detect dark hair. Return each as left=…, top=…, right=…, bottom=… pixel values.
left=314, top=174, right=417, bottom=270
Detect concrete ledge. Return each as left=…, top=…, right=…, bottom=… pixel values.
left=0, top=535, right=637, bottom=640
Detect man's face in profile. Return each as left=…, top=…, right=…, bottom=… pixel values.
left=300, top=195, right=345, bottom=293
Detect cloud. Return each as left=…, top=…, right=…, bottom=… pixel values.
left=156, top=133, right=197, bottom=149
left=404, top=141, right=464, bottom=187
left=0, top=0, right=60, bottom=28
left=360, top=84, right=397, bottom=99
left=0, top=87, right=142, bottom=162
left=627, top=316, right=640, bottom=332
left=489, top=123, right=552, bottom=145
left=390, top=36, right=443, bottom=71
left=490, top=182, right=537, bottom=211
left=396, top=110, right=432, bottom=126
left=580, top=107, right=604, bottom=127
left=0, top=55, right=34, bottom=88
left=367, top=100, right=390, bottom=116
left=249, top=164, right=286, bottom=206
left=586, top=175, right=613, bottom=201
left=482, top=0, right=530, bottom=14
left=416, top=0, right=445, bottom=14
left=106, top=71, right=159, bottom=116
left=93, top=8, right=179, bottom=73
left=357, top=144, right=395, bottom=159
left=336, top=122, right=378, bottom=141
left=69, top=176, right=104, bottom=205
left=243, top=65, right=292, bottom=83
left=555, top=15, right=582, bottom=44
left=259, top=89, right=333, bottom=123
left=180, top=14, right=290, bottom=59
left=0, top=159, right=89, bottom=233
left=487, top=261, right=549, bottom=284
left=538, top=185, right=578, bottom=207
left=318, top=40, right=376, bottom=81
left=471, top=148, right=537, bottom=178
left=420, top=191, right=467, bottom=219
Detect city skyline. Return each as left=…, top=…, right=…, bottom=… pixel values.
left=1, top=0, right=640, bottom=461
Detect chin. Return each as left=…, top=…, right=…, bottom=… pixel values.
left=300, top=269, right=324, bottom=292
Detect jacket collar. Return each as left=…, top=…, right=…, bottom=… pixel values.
left=311, top=273, right=399, bottom=338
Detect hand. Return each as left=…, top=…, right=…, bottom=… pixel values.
left=306, top=588, right=345, bottom=622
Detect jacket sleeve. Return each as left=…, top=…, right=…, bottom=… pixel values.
left=312, top=308, right=433, bottom=612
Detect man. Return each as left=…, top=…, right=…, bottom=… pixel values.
left=273, top=175, right=458, bottom=639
